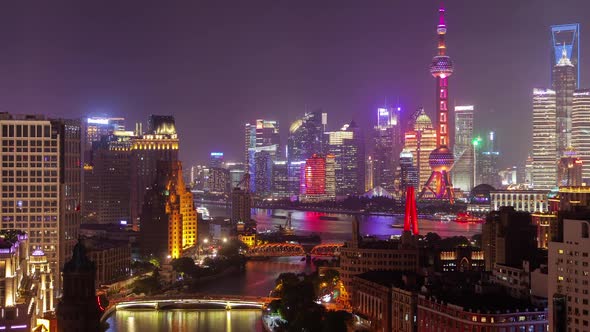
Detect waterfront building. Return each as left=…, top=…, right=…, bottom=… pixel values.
left=453, top=105, right=474, bottom=192
left=550, top=24, right=580, bottom=89
left=419, top=6, right=455, bottom=203
left=271, top=160, right=289, bottom=198
left=404, top=109, right=437, bottom=190
left=325, top=154, right=336, bottom=200
left=85, top=237, right=131, bottom=287
left=399, top=149, right=419, bottom=195
left=82, top=131, right=133, bottom=225
left=244, top=120, right=280, bottom=171
left=327, top=121, right=365, bottom=196
left=301, top=154, right=326, bottom=195
left=56, top=240, right=101, bottom=332
left=532, top=88, right=557, bottom=190
left=482, top=207, right=537, bottom=271
left=287, top=161, right=305, bottom=196
left=130, top=115, right=179, bottom=231
left=139, top=161, right=197, bottom=259
left=490, top=189, right=549, bottom=213
left=572, top=89, right=590, bottom=181
left=287, top=112, right=326, bottom=163
left=248, top=145, right=277, bottom=195
left=372, top=107, right=402, bottom=192
left=548, top=218, right=590, bottom=331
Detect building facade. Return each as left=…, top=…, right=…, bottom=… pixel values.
left=287, top=112, right=326, bottom=164
left=490, top=190, right=549, bottom=213
left=532, top=88, right=557, bottom=190
left=453, top=105, right=475, bottom=192
left=572, top=89, right=590, bottom=182
left=372, top=107, right=402, bottom=192
left=327, top=121, right=365, bottom=196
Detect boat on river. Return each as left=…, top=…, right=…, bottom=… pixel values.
left=455, top=212, right=485, bottom=224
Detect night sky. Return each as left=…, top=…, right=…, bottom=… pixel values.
left=0, top=1, right=589, bottom=168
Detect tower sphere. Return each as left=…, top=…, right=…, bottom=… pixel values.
left=430, top=55, right=454, bottom=78
left=428, top=146, right=454, bottom=171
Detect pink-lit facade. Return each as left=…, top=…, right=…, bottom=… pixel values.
left=302, top=154, right=326, bottom=195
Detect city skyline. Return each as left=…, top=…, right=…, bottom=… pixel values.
left=0, top=2, right=589, bottom=169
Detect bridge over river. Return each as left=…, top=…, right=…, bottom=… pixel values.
left=246, top=242, right=344, bottom=258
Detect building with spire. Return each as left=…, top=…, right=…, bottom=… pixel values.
left=553, top=46, right=576, bottom=159
left=550, top=24, right=580, bottom=89
left=419, top=6, right=455, bottom=203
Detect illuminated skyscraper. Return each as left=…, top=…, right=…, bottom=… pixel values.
left=209, top=152, right=224, bottom=168
left=550, top=24, right=580, bottom=88
left=453, top=105, right=474, bottom=191
left=419, top=6, right=455, bottom=203
left=372, top=107, right=402, bottom=192
left=130, top=115, right=179, bottom=231
left=557, top=149, right=582, bottom=186
left=325, top=154, right=336, bottom=200
left=83, top=116, right=125, bottom=163
left=477, top=131, right=501, bottom=188
left=139, top=161, right=197, bottom=259
left=365, top=156, right=374, bottom=192
left=404, top=109, right=437, bottom=190
left=302, top=154, right=326, bottom=195
left=572, top=89, right=590, bottom=181
left=532, top=88, right=557, bottom=190
left=287, top=111, right=326, bottom=163
left=327, top=121, right=365, bottom=195
left=399, top=149, right=419, bottom=195
left=245, top=120, right=280, bottom=195
left=553, top=47, right=576, bottom=158
left=271, top=160, right=289, bottom=198
left=244, top=120, right=280, bottom=170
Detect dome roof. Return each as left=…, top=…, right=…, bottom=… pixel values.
left=428, top=146, right=455, bottom=171
left=470, top=184, right=495, bottom=204
left=414, top=110, right=433, bottom=131
left=430, top=55, right=454, bottom=77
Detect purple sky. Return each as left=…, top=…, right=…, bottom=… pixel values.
left=0, top=1, right=589, bottom=168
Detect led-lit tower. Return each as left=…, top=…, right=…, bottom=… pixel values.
left=419, top=6, right=455, bottom=203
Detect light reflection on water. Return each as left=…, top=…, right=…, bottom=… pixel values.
left=106, top=309, right=264, bottom=332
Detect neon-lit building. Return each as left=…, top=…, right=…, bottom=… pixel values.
left=557, top=149, right=583, bottom=186
left=404, top=109, right=437, bottom=190
left=572, top=89, right=590, bottom=181
left=372, top=107, right=402, bottom=192
left=553, top=46, right=576, bottom=158
left=399, top=149, right=418, bottom=195
left=327, top=121, right=365, bottom=196
left=419, top=6, right=455, bottom=203
left=287, top=112, right=326, bottom=164
left=453, top=105, right=474, bottom=191
left=244, top=119, right=280, bottom=173
left=302, top=154, right=326, bottom=195
left=550, top=24, right=580, bottom=89
left=532, top=88, right=557, bottom=190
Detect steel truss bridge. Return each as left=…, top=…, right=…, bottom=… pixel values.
left=246, top=243, right=343, bottom=258
left=101, top=294, right=277, bottom=322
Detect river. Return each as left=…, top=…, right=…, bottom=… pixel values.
left=106, top=206, right=482, bottom=331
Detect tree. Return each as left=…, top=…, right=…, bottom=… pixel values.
left=424, top=232, right=442, bottom=245
left=171, top=257, right=196, bottom=276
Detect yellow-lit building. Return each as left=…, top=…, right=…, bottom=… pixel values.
left=404, top=109, right=437, bottom=189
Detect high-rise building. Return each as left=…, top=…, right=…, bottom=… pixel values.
left=287, top=161, right=305, bottom=195
left=419, top=6, right=455, bottom=203
left=244, top=120, right=280, bottom=170
left=372, top=107, right=402, bottom=192
left=550, top=24, right=580, bottom=89
left=139, top=161, right=197, bottom=259
left=325, top=154, right=336, bottom=200
left=130, top=115, right=179, bottom=231
left=0, top=114, right=82, bottom=304
left=572, top=89, right=590, bottom=181
left=209, top=152, right=224, bottom=168
left=532, top=88, right=557, bottom=190
left=83, top=117, right=125, bottom=163
left=225, top=162, right=245, bottom=189
left=287, top=112, right=326, bottom=163
left=365, top=156, right=374, bottom=192
left=557, top=149, right=583, bottom=187
left=477, top=131, right=501, bottom=188
left=231, top=187, right=251, bottom=223
left=249, top=145, right=276, bottom=195
left=302, top=154, right=326, bottom=196
left=327, top=121, right=365, bottom=195
left=207, top=167, right=230, bottom=194
left=553, top=46, right=576, bottom=158
left=399, top=149, right=419, bottom=195
left=83, top=131, right=133, bottom=225
left=271, top=160, right=289, bottom=198
left=404, top=109, right=437, bottom=190
left=548, top=218, right=589, bottom=331
left=453, top=105, right=474, bottom=191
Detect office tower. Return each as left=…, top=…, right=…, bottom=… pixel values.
left=249, top=145, right=276, bottom=195
left=302, top=154, right=326, bottom=195
left=550, top=24, right=580, bottom=89
left=553, top=47, right=576, bottom=158
left=453, top=105, right=474, bottom=191
left=572, top=89, right=590, bottom=181
left=82, top=131, right=133, bottom=225
left=477, top=131, right=501, bottom=188
left=404, top=109, right=437, bottom=190
left=225, top=162, right=245, bottom=189
left=130, top=115, right=179, bottom=231
left=327, top=121, right=365, bottom=195
left=372, top=107, right=402, bottom=192
left=548, top=219, right=589, bottom=331
left=399, top=149, right=419, bottom=195
left=0, top=115, right=82, bottom=305
left=231, top=188, right=251, bottom=223
left=83, top=117, right=125, bottom=163
left=139, top=161, right=197, bottom=259
left=419, top=6, right=455, bottom=203
left=287, top=161, right=305, bottom=195
left=482, top=207, right=537, bottom=271
left=325, top=154, right=336, bottom=200
left=56, top=240, right=101, bottom=332
left=287, top=112, right=326, bottom=163
left=532, top=88, right=557, bottom=190
left=365, top=156, right=374, bottom=191
left=557, top=149, right=583, bottom=186
left=244, top=120, right=280, bottom=171
left=209, top=152, right=224, bottom=168
left=271, top=160, right=289, bottom=198
left=207, top=167, right=230, bottom=194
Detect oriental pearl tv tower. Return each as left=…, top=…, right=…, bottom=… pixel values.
left=419, top=6, right=455, bottom=203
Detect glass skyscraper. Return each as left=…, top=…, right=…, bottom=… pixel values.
left=550, top=24, right=580, bottom=88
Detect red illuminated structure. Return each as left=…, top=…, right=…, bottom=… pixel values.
left=303, top=154, right=326, bottom=195
left=404, top=186, right=419, bottom=235
left=419, top=6, right=455, bottom=203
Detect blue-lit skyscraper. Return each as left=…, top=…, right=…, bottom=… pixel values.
left=372, top=107, right=402, bottom=192
left=551, top=24, right=580, bottom=88
left=209, top=152, right=224, bottom=168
